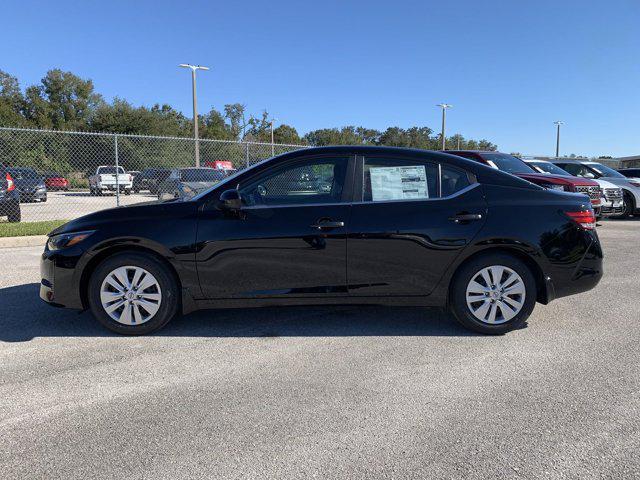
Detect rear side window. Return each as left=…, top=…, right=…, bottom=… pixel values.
left=441, top=166, right=470, bottom=197
left=363, top=157, right=472, bottom=202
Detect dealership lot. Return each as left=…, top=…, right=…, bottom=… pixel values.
left=18, top=190, right=155, bottom=223
left=0, top=221, right=638, bottom=478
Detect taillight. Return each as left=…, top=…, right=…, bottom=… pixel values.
left=564, top=209, right=596, bottom=230
left=6, top=172, right=15, bottom=192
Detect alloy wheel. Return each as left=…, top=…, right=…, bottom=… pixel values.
left=465, top=265, right=526, bottom=324
left=100, top=266, right=162, bottom=325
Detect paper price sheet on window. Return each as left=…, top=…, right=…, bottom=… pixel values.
left=369, top=165, right=429, bottom=201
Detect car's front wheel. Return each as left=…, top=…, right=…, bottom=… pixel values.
left=88, top=252, right=179, bottom=335
left=449, top=253, right=537, bottom=335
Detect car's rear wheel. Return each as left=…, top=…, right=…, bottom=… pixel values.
left=3, top=203, right=20, bottom=223
left=449, top=253, right=536, bottom=334
left=619, top=191, right=635, bottom=218
left=88, top=252, right=179, bottom=335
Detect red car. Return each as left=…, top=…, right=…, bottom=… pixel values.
left=446, top=151, right=602, bottom=213
left=43, top=172, right=69, bottom=191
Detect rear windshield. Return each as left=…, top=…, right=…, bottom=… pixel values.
left=482, top=154, right=534, bottom=174
left=529, top=161, right=571, bottom=176
left=180, top=169, right=226, bottom=182
left=97, top=166, right=125, bottom=175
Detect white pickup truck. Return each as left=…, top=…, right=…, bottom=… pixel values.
left=89, top=166, right=133, bottom=196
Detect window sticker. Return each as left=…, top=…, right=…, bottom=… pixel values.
left=369, top=165, right=429, bottom=201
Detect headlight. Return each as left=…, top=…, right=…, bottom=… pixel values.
left=543, top=184, right=566, bottom=191
left=47, top=231, right=95, bottom=251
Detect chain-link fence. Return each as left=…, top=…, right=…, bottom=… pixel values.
left=0, top=126, right=307, bottom=225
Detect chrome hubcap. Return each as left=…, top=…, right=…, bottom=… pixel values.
left=465, top=265, right=525, bottom=325
left=100, top=266, right=162, bottom=325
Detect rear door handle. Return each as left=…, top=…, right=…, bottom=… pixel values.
left=449, top=213, right=483, bottom=223
left=310, top=220, right=345, bottom=230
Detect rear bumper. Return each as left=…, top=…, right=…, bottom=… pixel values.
left=546, top=229, right=603, bottom=301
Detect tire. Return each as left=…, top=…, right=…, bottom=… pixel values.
left=41, top=196, right=47, bottom=203
left=618, top=191, right=635, bottom=219
left=7, top=204, right=21, bottom=223
left=449, top=252, right=537, bottom=335
left=88, top=252, right=180, bottom=335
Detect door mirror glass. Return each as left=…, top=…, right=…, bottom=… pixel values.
left=219, top=189, right=242, bottom=211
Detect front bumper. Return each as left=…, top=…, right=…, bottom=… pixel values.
left=40, top=246, right=85, bottom=310
left=599, top=197, right=624, bottom=216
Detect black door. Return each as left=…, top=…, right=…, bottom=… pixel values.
left=196, top=155, right=354, bottom=298
left=347, top=155, right=487, bottom=297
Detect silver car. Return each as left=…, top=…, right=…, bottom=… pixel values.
left=550, top=159, right=640, bottom=218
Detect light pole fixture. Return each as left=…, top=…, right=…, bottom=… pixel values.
left=436, top=104, right=452, bottom=150
left=554, top=121, right=564, bottom=158
left=179, top=64, right=210, bottom=167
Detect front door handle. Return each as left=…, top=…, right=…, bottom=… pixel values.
left=310, top=220, right=345, bottom=230
left=449, top=213, right=483, bottom=223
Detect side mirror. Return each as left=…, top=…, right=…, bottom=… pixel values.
left=219, top=189, right=242, bottom=211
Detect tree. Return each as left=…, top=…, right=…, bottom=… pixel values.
left=0, top=71, right=26, bottom=127
left=224, top=103, right=247, bottom=140
left=273, top=124, right=304, bottom=145
left=23, top=69, right=103, bottom=130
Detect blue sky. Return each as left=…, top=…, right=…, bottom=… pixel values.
left=2, top=0, right=639, bottom=156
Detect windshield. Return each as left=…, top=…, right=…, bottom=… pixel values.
left=98, top=166, right=125, bottom=175
left=588, top=163, right=625, bottom=178
left=180, top=169, right=226, bottom=182
left=529, top=161, right=572, bottom=176
left=8, top=168, right=40, bottom=179
left=482, top=153, right=535, bottom=174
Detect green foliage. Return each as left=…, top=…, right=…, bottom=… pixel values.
left=0, top=219, right=67, bottom=237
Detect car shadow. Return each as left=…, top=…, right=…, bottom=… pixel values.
left=0, top=283, right=482, bottom=342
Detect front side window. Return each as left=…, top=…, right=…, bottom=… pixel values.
left=239, top=157, right=348, bottom=206
left=558, top=163, right=596, bottom=178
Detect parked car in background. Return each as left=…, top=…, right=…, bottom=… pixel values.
left=41, top=146, right=602, bottom=336
left=127, top=170, right=141, bottom=186
left=89, top=166, right=133, bottom=196
left=523, top=159, right=623, bottom=218
left=550, top=159, right=640, bottom=218
left=7, top=167, right=47, bottom=203
left=42, top=171, right=69, bottom=191
left=0, top=164, right=21, bottom=222
left=132, top=168, right=171, bottom=194
left=617, top=168, right=640, bottom=179
left=157, top=167, right=228, bottom=200
left=446, top=151, right=602, bottom=214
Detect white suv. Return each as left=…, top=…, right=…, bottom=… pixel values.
left=550, top=160, right=640, bottom=218
left=524, top=159, right=624, bottom=217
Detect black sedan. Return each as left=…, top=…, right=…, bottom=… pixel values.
left=131, top=168, right=171, bottom=194
left=8, top=167, right=47, bottom=202
left=40, top=147, right=602, bottom=335
left=156, top=167, right=229, bottom=200
left=0, top=164, right=21, bottom=222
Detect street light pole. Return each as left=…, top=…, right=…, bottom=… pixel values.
left=179, top=64, right=210, bottom=167
left=270, top=118, right=277, bottom=156
left=554, top=121, right=563, bottom=158
left=436, top=104, right=452, bottom=150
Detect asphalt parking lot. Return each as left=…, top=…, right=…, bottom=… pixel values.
left=18, top=190, right=155, bottom=223
left=1, top=220, right=639, bottom=479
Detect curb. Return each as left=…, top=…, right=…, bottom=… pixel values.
left=0, top=235, right=48, bottom=249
